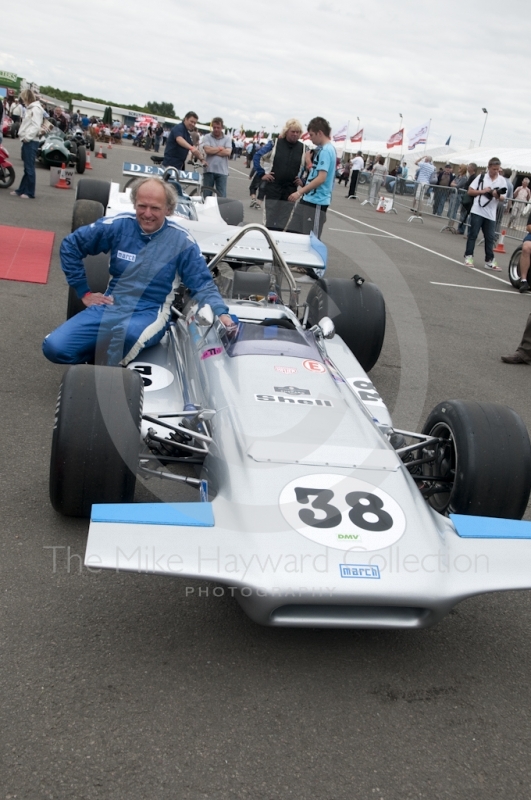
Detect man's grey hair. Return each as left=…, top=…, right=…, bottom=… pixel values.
left=130, top=177, right=177, bottom=215
left=424, top=156, right=433, bottom=163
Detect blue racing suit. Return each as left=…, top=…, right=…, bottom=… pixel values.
left=43, top=213, right=229, bottom=366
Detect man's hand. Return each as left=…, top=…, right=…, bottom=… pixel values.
left=294, top=177, right=303, bottom=187
left=288, top=191, right=301, bottom=203
left=82, top=292, right=114, bottom=307
left=262, top=173, right=275, bottom=182
left=219, top=313, right=238, bottom=333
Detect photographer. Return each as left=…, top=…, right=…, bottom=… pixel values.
left=464, top=157, right=507, bottom=270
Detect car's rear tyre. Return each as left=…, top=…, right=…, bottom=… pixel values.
left=50, top=365, right=143, bottom=517
left=0, top=165, right=15, bottom=188
left=76, top=178, right=111, bottom=211
left=217, top=197, right=244, bottom=226
left=66, top=253, right=110, bottom=319
left=508, top=246, right=522, bottom=288
left=307, top=277, right=386, bottom=372
left=71, top=199, right=104, bottom=231
left=421, top=399, right=531, bottom=518
left=76, top=145, right=86, bottom=174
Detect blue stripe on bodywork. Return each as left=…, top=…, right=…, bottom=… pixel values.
left=450, top=514, right=531, bottom=539
left=310, top=231, right=328, bottom=268
left=91, top=502, right=214, bottom=526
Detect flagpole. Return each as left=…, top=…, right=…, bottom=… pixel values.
left=423, top=119, right=432, bottom=153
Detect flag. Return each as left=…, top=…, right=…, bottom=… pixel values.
left=445, top=135, right=452, bottom=146
left=301, top=132, right=311, bottom=141
left=350, top=128, right=363, bottom=143
left=407, top=121, right=429, bottom=150
left=332, top=122, right=349, bottom=142
left=386, top=128, right=404, bottom=149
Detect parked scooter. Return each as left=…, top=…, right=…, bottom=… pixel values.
left=0, top=144, right=15, bottom=188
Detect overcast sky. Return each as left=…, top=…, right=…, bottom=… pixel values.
left=2, top=0, right=527, bottom=151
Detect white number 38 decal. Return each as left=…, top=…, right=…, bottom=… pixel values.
left=279, top=474, right=406, bottom=551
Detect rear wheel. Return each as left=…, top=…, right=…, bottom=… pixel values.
left=76, top=177, right=111, bottom=211
left=508, top=246, right=522, bottom=288
left=0, top=165, right=15, bottom=188
left=76, top=145, right=86, bottom=174
left=67, top=200, right=109, bottom=318
left=49, top=365, right=143, bottom=517
left=307, top=277, right=386, bottom=372
left=420, top=399, right=531, bottom=518
left=71, top=199, right=104, bottom=231
left=217, top=197, right=244, bottom=226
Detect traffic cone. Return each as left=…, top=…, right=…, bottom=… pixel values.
left=96, top=144, right=105, bottom=159
left=494, top=229, right=507, bottom=254
left=55, top=163, right=70, bottom=190
left=107, top=138, right=112, bottom=150
left=376, top=196, right=385, bottom=212
left=85, top=151, right=93, bottom=170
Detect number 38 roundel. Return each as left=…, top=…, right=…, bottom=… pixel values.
left=279, top=474, right=406, bottom=551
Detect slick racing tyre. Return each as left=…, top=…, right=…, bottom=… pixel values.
left=76, top=177, right=111, bottom=211
left=508, top=246, right=522, bottom=289
left=421, top=399, right=531, bottom=518
left=66, top=253, right=110, bottom=319
left=49, top=365, right=143, bottom=517
left=307, top=277, right=386, bottom=372
left=217, top=197, right=244, bottom=226
left=67, top=200, right=110, bottom=318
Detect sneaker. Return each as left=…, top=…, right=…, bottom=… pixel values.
left=484, top=259, right=501, bottom=271
left=464, top=256, right=474, bottom=267
left=519, top=280, right=529, bottom=293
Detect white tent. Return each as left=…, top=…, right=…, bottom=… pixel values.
left=442, top=147, right=531, bottom=174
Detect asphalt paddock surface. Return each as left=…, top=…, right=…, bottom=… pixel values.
left=2, top=144, right=531, bottom=799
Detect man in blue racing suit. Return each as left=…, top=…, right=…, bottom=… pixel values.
left=43, top=178, right=235, bottom=366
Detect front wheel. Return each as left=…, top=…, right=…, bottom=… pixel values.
left=307, top=277, right=386, bottom=372
left=76, top=144, right=86, bottom=174
left=508, top=246, right=522, bottom=288
left=0, top=165, right=15, bottom=188
left=49, top=365, right=143, bottom=517
left=420, top=399, right=531, bottom=518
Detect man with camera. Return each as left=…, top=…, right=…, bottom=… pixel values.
left=464, top=157, right=507, bottom=270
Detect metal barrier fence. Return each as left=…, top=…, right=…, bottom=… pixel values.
left=346, top=172, right=531, bottom=243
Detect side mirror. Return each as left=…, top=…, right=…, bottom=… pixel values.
left=196, top=304, right=214, bottom=327
left=319, top=316, right=335, bottom=339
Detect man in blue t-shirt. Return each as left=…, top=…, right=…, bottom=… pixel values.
left=288, top=117, right=335, bottom=238
left=163, top=111, right=204, bottom=170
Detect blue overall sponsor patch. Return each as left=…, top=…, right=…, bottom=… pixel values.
left=117, top=250, right=136, bottom=262
left=340, top=564, right=380, bottom=579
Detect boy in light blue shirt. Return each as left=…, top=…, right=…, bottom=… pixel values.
left=288, top=116, right=335, bottom=238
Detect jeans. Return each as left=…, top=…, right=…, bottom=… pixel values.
left=203, top=172, right=228, bottom=198
left=447, top=191, right=461, bottom=220
left=369, top=177, right=383, bottom=204
left=154, top=135, right=162, bottom=153
left=432, top=187, right=449, bottom=216
left=465, top=213, right=496, bottom=262
left=16, top=140, right=39, bottom=198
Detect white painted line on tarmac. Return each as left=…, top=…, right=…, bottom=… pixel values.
left=229, top=165, right=251, bottom=178
left=328, top=208, right=512, bottom=286
left=329, top=228, right=393, bottom=238
left=431, top=282, right=518, bottom=295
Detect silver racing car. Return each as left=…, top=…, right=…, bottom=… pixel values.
left=49, top=175, right=531, bottom=629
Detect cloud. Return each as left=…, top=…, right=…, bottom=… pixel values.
left=2, top=0, right=528, bottom=149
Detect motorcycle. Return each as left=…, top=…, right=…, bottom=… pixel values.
left=0, top=143, right=15, bottom=189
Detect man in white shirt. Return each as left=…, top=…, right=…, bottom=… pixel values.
left=464, top=157, right=507, bottom=270
left=346, top=151, right=364, bottom=199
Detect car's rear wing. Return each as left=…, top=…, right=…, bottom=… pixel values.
left=122, top=162, right=202, bottom=191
